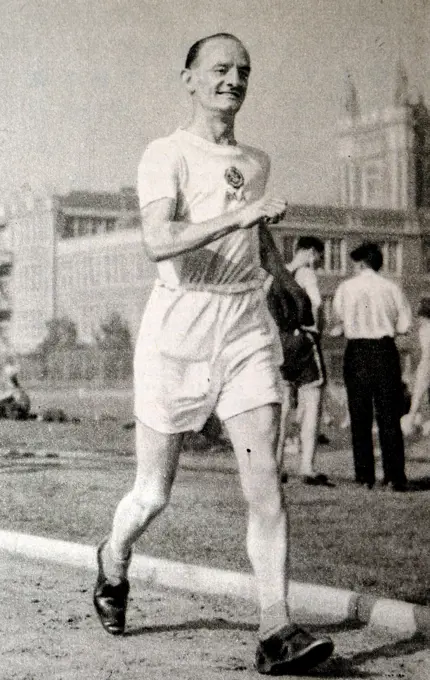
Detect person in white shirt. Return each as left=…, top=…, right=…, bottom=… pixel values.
left=93, top=33, right=333, bottom=675
left=277, top=236, right=332, bottom=486
left=401, top=297, right=430, bottom=436
left=332, top=242, right=412, bottom=491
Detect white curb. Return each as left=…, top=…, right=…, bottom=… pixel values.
left=368, top=598, right=418, bottom=636
left=0, top=530, right=354, bottom=624
left=1, top=529, right=429, bottom=636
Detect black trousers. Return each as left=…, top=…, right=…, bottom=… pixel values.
left=343, top=337, right=406, bottom=486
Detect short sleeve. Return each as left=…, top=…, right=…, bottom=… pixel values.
left=252, top=148, right=271, bottom=197
left=137, top=138, right=181, bottom=210
left=332, top=283, right=344, bottom=320
left=393, top=285, right=412, bottom=335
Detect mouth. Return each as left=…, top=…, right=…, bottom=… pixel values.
left=217, top=91, right=242, bottom=99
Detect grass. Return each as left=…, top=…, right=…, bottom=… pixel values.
left=0, top=384, right=429, bottom=607
left=1, top=424, right=429, bottom=607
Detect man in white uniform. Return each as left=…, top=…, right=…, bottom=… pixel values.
left=93, top=33, right=333, bottom=675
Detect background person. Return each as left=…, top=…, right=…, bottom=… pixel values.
left=401, top=297, right=430, bottom=436
left=332, top=242, right=412, bottom=491
left=277, top=236, right=332, bottom=486
left=0, top=356, right=31, bottom=420
left=93, top=33, right=333, bottom=675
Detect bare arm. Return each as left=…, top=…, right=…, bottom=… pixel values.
left=259, top=223, right=296, bottom=288
left=142, top=196, right=288, bottom=263
left=259, top=224, right=314, bottom=328
left=329, top=285, right=345, bottom=337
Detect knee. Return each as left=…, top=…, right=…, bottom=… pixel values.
left=244, top=465, right=285, bottom=519
left=130, top=479, right=170, bottom=517
left=249, top=489, right=285, bottom=522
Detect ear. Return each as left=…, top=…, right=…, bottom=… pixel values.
left=181, top=68, right=195, bottom=94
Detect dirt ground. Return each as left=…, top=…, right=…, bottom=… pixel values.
left=2, top=551, right=430, bottom=680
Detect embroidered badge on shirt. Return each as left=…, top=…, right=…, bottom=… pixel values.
left=225, top=166, right=245, bottom=202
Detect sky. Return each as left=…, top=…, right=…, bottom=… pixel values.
left=0, top=0, right=428, bottom=206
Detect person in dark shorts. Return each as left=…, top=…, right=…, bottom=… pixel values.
left=277, top=237, right=332, bottom=486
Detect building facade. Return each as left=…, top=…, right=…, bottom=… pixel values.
left=4, top=187, right=156, bottom=354
left=2, top=65, right=430, bottom=359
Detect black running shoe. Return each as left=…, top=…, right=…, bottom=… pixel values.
left=255, top=623, right=334, bottom=675
left=93, top=540, right=130, bottom=636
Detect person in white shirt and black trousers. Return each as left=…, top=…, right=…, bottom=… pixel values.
left=332, top=242, right=412, bottom=491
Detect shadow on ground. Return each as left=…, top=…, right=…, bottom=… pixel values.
left=125, top=615, right=429, bottom=679
left=314, top=633, right=430, bottom=679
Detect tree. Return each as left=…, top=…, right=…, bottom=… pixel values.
left=36, top=316, right=79, bottom=381
left=95, top=313, right=133, bottom=381
left=37, top=317, right=78, bottom=355
left=95, top=312, right=132, bottom=351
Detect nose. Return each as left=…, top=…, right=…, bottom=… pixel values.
left=226, top=67, right=241, bottom=87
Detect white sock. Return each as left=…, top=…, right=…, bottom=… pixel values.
left=259, top=601, right=291, bottom=640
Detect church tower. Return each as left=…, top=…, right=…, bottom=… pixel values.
left=337, top=63, right=430, bottom=210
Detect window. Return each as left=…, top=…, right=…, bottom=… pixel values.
left=77, top=218, right=90, bottom=237
left=90, top=219, right=100, bottom=236
left=323, top=238, right=346, bottom=273
left=62, top=216, right=75, bottom=238
left=129, top=215, right=141, bottom=229
left=322, top=296, right=334, bottom=325
left=380, top=241, right=402, bottom=275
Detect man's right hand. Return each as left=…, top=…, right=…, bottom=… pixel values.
left=240, top=196, right=288, bottom=229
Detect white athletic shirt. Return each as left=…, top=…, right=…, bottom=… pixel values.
left=137, top=128, right=270, bottom=291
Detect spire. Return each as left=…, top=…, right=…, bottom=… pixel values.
left=393, top=59, right=409, bottom=106
left=344, top=74, right=360, bottom=118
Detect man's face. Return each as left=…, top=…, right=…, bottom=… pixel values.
left=185, top=38, right=251, bottom=114
left=309, top=247, right=323, bottom=269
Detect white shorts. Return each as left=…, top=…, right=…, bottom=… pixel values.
left=134, top=280, right=283, bottom=433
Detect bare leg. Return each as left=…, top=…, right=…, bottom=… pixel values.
left=298, top=385, right=323, bottom=478
left=224, top=403, right=291, bottom=638
left=106, top=420, right=183, bottom=579
left=276, top=383, right=291, bottom=467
